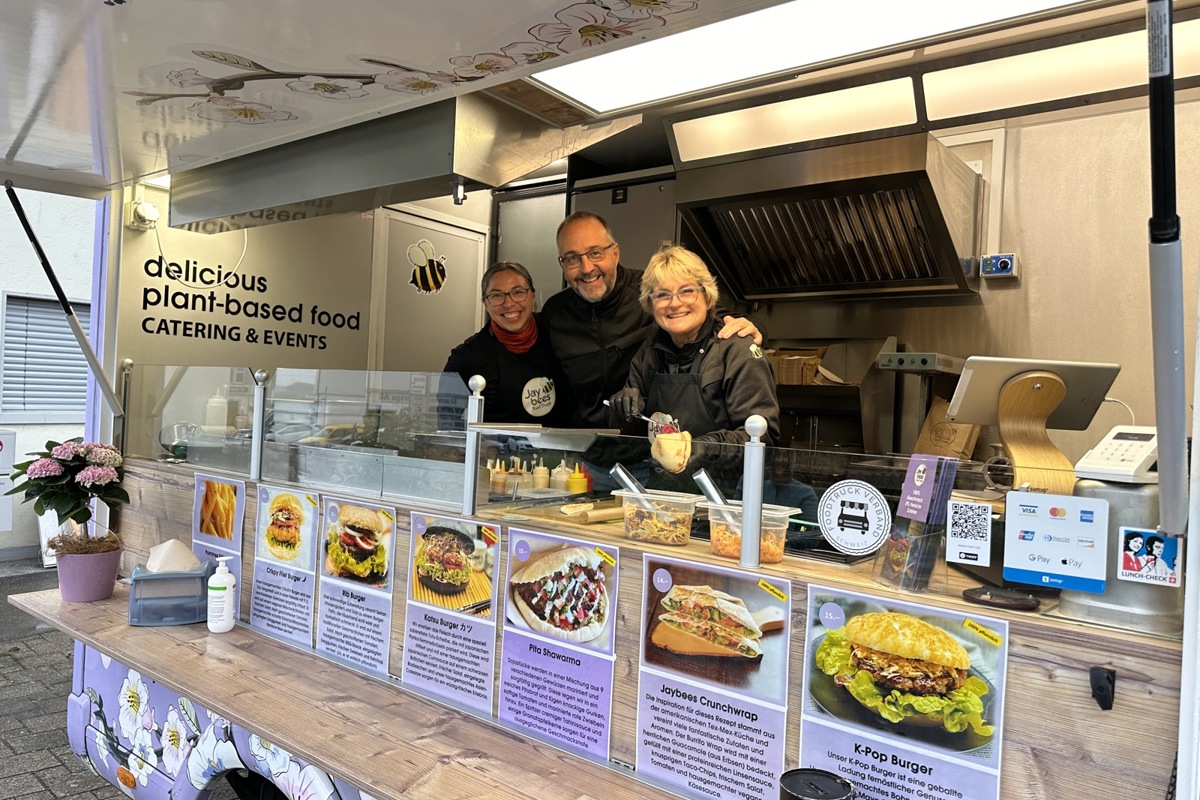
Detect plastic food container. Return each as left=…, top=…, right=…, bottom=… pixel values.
left=698, top=501, right=800, bottom=563
left=613, top=490, right=703, bottom=546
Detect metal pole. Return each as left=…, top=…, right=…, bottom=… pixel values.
left=461, top=376, right=486, bottom=517
left=740, top=414, right=767, bottom=568
left=250, top=370, right=269, bottom=482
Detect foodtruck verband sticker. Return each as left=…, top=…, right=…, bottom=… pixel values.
left=817, top=480, right=892, bottom=555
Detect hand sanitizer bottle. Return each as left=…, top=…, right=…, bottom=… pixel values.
left=207, top=556, right=236, bottom=633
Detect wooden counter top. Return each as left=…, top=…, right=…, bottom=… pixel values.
left=10, top=587, right=677, bottom=800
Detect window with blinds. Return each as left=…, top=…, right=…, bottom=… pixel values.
left=2, top=295, right=91, bottom=422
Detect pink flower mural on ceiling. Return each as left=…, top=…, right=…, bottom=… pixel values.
left=125, top=0, right=705, bottom=123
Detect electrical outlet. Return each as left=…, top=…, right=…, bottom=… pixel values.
left=124, top=199, right=160, bottom=231
left=981, top=253, right=1018, bottom=279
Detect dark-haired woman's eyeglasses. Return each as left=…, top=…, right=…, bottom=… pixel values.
left=483, top=287, right=531, bottom=306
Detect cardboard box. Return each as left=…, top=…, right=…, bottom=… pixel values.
left=914, top=396, right=980, bottom=460
left=767, top=347, right=826, bottom=385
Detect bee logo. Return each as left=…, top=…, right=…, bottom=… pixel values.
left=407, top=239, right=447, bottom=295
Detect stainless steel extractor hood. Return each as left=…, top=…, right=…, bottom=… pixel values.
left=673, top=133, right=981, bottom=301
left=169, top=92, right=639, bottom=232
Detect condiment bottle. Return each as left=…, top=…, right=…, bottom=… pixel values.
left=551, top=460, right=570, bottom=491
left=490, top=463, right=508, bottom=495
left=582, top=463, right=593, bottom=492
left=566, top=463, right=588, bottom=494
left=206, top=556, right=236, bottom=633
left=532, top=458, right=550, bottom=489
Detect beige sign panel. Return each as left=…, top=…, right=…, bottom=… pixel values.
left=116, top=201, right=374, bottom=369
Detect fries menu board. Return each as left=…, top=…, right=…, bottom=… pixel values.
left=314, top=497, right=398, bottom=674
left=636, top=555, right=791, bottom=800
left=249, top=485, right=321, bottom=647
left=401, top=513, right=500, bottom=714
left=498, top=528, right=618, bottom=759
left=191, top=473, right=245, bottom=582
left=799, top=585, right=1009, bottom=800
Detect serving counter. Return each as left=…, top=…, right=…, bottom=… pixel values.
left=25, top=458, right=1173, bottom=800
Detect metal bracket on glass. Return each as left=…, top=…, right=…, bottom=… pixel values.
left=461, top=375, right=486, bottom=517
left=740, top=415, right=767, bottom=569
left=249, top=369, right=269, bottom=481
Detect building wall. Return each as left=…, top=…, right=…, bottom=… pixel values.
left=0, top=190, right=99, bottom=556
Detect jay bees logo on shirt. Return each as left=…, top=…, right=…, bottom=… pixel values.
left=522, top=377, right=556, bottom=417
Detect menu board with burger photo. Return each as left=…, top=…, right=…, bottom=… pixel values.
left=636, top=555, right=791, bottom=800
left=799, top=585, right=1009, bottom=800
left=191, top=473, right=245, bottom=584
left=400, top=513, right=500, bottom=715
left=249, top=485, right=321, bottom=647
left=497, top=528, right=618, bottom=760
left=314, top=497, right=398, bottom=675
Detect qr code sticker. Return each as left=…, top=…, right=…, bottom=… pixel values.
left=950, top=501, right=992, bottom=541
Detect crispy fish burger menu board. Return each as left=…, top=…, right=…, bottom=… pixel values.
left=314, top=498, right=397, bottom=675
left=400, top=513, right=500, bottom=715
left=637, top=555, right=791, bottom=800
left=800, top=586, right=1009, bottom=800
left=249, top=486, right=321, bottom=647
left=498, top=528, right=618, bottom=759
left=191, top=473, right=245, bottom=581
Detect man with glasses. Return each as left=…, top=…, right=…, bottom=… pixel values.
left=541, top=211, right=762, bottom=429
left=443, top=261, right=573, bottom=425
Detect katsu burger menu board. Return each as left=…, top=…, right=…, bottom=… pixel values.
left=636, top=555, right=791, bottom=800
left=191, top=473, right=245, bottom=582
left=799, top=586, right=1009, bottom=800
left=498, top=528, right=618, bottom=759
left=314, top=497, right=397, bottom=675
left=249, top=485, right=321, bottom=647
left=401, top=513, right=500, bottom=715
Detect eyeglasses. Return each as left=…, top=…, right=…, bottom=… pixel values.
left=483, top=287, right=532, bottom=307
left=650, top=285, right=703, bottom=308
left=557, top=242, right=616, bottom=268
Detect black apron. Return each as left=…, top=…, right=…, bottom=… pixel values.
left=646, top=345, right=720, bottom=437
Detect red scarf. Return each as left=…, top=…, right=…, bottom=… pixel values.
left=491, top=315, right=538, bottom=354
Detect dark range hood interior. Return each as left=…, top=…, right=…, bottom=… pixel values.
left=673, top=133, right=982, bottom=302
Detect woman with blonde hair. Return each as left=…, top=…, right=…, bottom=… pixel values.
left=609, top=246, right=779, bottom=474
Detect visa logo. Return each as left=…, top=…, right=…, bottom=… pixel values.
left=1080, top=510, right=1095, bottom=523
left=1018, top=530, right=1035, bottom=541
left=1019, top=504, right=1038, bottom=515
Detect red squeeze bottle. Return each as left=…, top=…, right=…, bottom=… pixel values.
left=583, top=464, right=593, bottom=492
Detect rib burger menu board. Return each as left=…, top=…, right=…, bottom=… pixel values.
left=498, top=528, right=618, bottom=759
left=314, top=497, right=397, bottom=675
left=400, top=513, right=500, bottom=714
left=799, top=585, right=1009, bottom=800
left=636, top=555, right=791, bottom=800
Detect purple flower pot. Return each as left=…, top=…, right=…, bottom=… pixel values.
left=56, top=549, right=122, bottom=603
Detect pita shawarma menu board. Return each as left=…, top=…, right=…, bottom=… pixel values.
left=799, top=585, right=1009, bottom=800
left=636, top=554, right=791, bottom=800
left=498, top=527, right=618, bottom=760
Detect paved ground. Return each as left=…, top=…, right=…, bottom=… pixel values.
left=0, top=560, right=239, bottom=800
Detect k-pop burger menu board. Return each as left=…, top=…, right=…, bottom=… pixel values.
left=315, top=497, right=398, bottom=674
left=799, top=585, right=1009, bottom=800
left=498, top=528, right=618, bottom=759
left=249, top=485, right=321, bottom=647
left=636, top=555, right=791, bottom=800
left=401, top=513, right=500, bottom=714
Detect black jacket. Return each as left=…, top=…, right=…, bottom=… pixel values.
left=442, top=315, right=573, bottom=426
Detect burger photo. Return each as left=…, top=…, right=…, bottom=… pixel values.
left=265, top=493, right=303, bottom=561
left=414, top=527, right=474, bottom=595
left=814, top=611, right=993, bottom=736
left=324, top=505, right=389, bottom=585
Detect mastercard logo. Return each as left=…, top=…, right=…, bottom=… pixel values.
left=1049, top=507, right=1067, bottom=518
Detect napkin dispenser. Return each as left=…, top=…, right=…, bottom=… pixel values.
left=128, top=561, right=215, bottom=626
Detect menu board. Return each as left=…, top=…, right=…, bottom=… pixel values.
left=191, top=473, right=245, bottom=584
left=636, top=555, right=791, bottom=800
left=498, top=528, right=618, bottom=759
left=249, top=485, right=321, bottom=646
left=314, top=497, right=397, bottom=674
left=799, top=585, right=1009, bottom=800
left=400, top=513, right=500, bottom=714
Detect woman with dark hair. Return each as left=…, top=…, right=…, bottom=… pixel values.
left=1122, top=531, right=1146, bottom=572
left=443, top=261, right=573, bottom=425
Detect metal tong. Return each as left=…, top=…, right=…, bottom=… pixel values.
left=610, top=463, right=655, bottom=509
left=602, top=400, right=679, bottom=436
